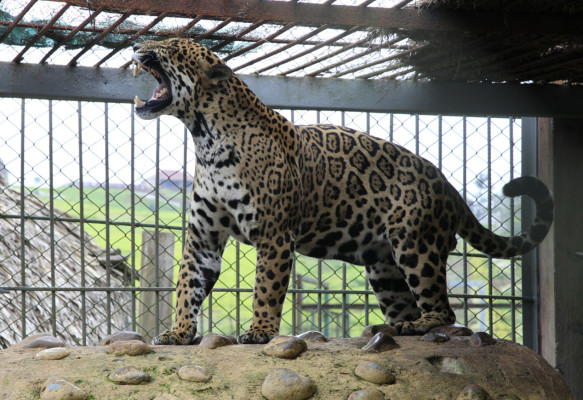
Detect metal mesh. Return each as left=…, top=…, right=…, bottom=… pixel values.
left=0, top=97, right=530, bottom=347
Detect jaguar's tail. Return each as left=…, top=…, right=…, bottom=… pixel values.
left=458, top=176, right=554, bottom=258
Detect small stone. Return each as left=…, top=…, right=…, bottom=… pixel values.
left=109, top=366, right=151, bottom=385
left=296, top=331, right=328, bottom=343
left=198, top=332, right=237, bottom=349
left=23, top=335, right=66, bottom=349
left=35, top=347, right=70, bottom=360
left=429, top=324, right=473, bottom=336
left=470, top=332, right=497, bottom=347
left=153, top=395, right=181, bottom=400
left=177, top=365, right=212, bottom=382
left=347, top=388, right=385, bottom=400
left=355, top=361, right=395, bottom=385
left=263, top=335, right=307, bottom=359
left=40, top=376, right=87, bottom=400
left=361, top=332, right=398, bottom=353
left=107, top=340, right=154, bottom=356
left=361, top=324, right=398, bottom=338
left=261, top=368, right=316, bottom=400
left=100, top=331, right=146, bottom=345
left=420, top=332, right=450, bottom=343
left=456, top=384, right=493, bottom=400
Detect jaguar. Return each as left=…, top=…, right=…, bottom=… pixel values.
left=131, top=38, right=554, bottom=345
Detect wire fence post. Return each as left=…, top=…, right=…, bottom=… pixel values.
left=138, top=230, right=175, bottom=342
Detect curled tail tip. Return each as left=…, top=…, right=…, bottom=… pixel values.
left=503, top=176, right=551, bottom=202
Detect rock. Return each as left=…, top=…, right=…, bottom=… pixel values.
left=35, top=347, right=70, bottom=360
left=177, top=365, right=212, bottom=382
left=107, top=340, right=154, bottom=356
left=261, top=368, right=316, bottom=400
left=429, top=324, right=473, bottom=337
left=296, top=331, right=328, bottom=343
left=420, top=332, right=450, bottom=343
left=361, top=324, right=398, bottom=338
left=362, top=332, right=398, bottom=353
left=23, top=335, right=66, bottom=349
left=456, top=384, right=493, bottom=399
left=153, top=395, right=181, bottom=400
left=40, top=376, right=87, bottom=400
left=109, top=366, right=151, bottom=385
left=470, top=332, right=497, bottom=347
left=263, top=335, right=307, bottom=359
left=100, top=331, right=146, bottom=345
left=347, top=388, right=385, bottom=400
left=198, top=332, right=237, bottom=349
left=354, top=361, right=395, bottom=385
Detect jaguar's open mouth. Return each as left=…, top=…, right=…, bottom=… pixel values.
left=132, top=53, right=172, bottom=113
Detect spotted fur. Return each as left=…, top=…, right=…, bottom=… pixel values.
left=131, top=39, right=554, bottom=345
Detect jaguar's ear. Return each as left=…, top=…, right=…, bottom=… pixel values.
left=206, top=64, right=232, bottom=86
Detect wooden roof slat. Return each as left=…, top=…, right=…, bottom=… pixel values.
left=68, top=10, right=133, bottom=67
left=223, top=23, right=297, bottom=62
left=334, top=45, right=424, bottom=78
left=0, top=0, right=38, bottom=43
left=195, top=18, right=233, bottom=42
left=39, top=7, right=106, bottom=64
left=94, top=12, right=169, bottom=67
left=232, top=25, right=330, bottom=73
left=49, top=0, right=583, bottom=36
left=12, top=3, right=71, bottom=63
left=211, top=20, right=266, bottom=53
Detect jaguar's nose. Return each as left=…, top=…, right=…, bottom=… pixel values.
left=132, top=43, right=142, bottom=52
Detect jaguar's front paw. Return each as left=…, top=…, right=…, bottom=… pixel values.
left=152, top=328, right=196, bottom=345
left=394, top=310, right=456, bottom=335
left=237, top=328, right=275, bottom=344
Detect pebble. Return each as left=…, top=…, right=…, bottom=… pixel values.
left=296, top=331, right=328, bottom=343
left=198, top=332, right=237, bottom=349
left=347, top=388, right=385, bottom=400
left=40, top=376, right=87, bottom=400
left=361, top=324, right=398, bottom=338
left=263, top=335, right=307, bottom=359
left=456, top=384, right=493, bottom=400
left=361, top=332, right=398, bottom=353
left=354, top=361, right=395, bottom=385
left=35, top=347, right=70, bottom=360
left=420, top=332, right=450, bottom=343
left=23, top=335, right=66, bottom=349
left=429, top=324, right=473, bottom=336
left=261, top=368, right=316, bottom=400
left=107, top=340, right=154, bottom=356
left=177, top=365, right=212, bottom=382
left=470, top=332, right=497, bottom=347
left=100, top=331, right=146, bottom=345
left=109, top=366, right=151, bottom=384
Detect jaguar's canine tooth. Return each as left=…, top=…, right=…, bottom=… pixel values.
left=134, top=95, right=145, bottom=107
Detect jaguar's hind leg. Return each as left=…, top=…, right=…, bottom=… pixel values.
left=365, top=254, right=421, bottom=325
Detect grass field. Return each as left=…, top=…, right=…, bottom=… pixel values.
left=30, top=184, right=521, bottom=341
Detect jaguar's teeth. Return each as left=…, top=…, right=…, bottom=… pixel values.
left=133, top=62, right=141, bottom=77
left=154, top=88, right=168, bottom=99
left=134, top=95, right=145, bottom=107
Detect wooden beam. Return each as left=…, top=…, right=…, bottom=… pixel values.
left=2, top=62, right=583, bottom=118
left=50, top=0, right=583, bottom=36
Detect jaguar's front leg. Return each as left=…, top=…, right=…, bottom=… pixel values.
left=238, top=232, right=295, bottom=344
left=152, top=222, right=226, bottom=345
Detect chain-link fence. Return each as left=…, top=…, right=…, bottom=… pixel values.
left=0, top=97, right=533, bottom=347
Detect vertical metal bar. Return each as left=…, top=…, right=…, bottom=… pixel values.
left=415, top=114, right=420, bottom=155
left=78, top=101, right=87, bottom=345
left=521, top=117, right=538, bottom=351
left=49, top=100, right=56, bottom=336
left=104, top=103, right=112, bottom=335
left=438, top=115, right=443, bottom=170
left=487, top=117, right=493, bottom=336
left=130, top=104, right=136, bottom=332
left=462, top=117, right=469, bottom=326
left=342, top=262, right=347, bottom=337
left=509, top=118, right=516, bottom=342
left=291, top=256, right=297, bottom=334
left=154, top=118, right=161, bottom=335
left=316, top=109, right=323, bottom=332
left=364, top=112, right=370, bottom=327
left=389, top=114, right=394, bottom=142
left=236, top=240, right=240, bottom=337
left=19, top=98, right=26, bottom=339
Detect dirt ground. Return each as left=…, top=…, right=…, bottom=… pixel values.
left=0, top=334, right=573, bottom=400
